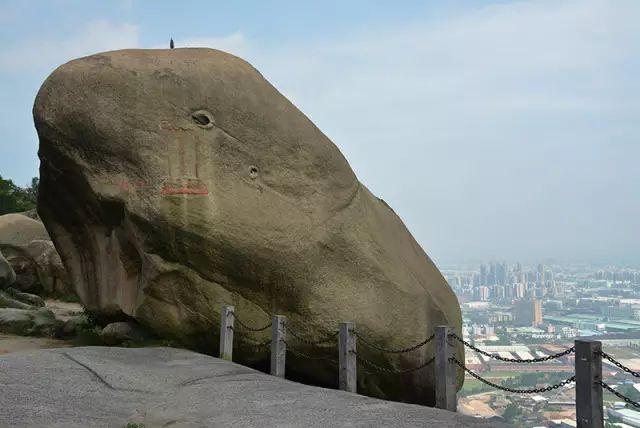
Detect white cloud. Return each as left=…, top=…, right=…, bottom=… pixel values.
left=236, top=0, right=640, bottom=263
left=0, top=20, right=139, bottom=73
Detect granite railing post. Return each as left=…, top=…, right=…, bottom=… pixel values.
left=339, top=321, right=357, bottom=393
left=575, top=340, right=603, bottom=428
left=270, top=315, right=287, bottom=377
left=219, top=305, right=234, bottom=361
left=435, top=325, right=457, bottom=411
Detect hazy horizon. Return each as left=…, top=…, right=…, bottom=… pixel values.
left=1, top=0, right=638, bottom=266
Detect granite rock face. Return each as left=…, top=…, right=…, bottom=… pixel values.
left=0, top=347, right=511, bottom=428
left=0, top=249, right=16, bottom=288
left=34, top=48, right=463, bottom=404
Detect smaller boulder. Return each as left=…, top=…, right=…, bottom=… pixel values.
left=56, top=314, right=93, bottom=339
left=0, top=290, right=35, bottom=310
left=3, top=287, right=45, bottom=307
left=100, top=321, right=148, bottom=345
left=26, top=240, right=72, bottom=296
left=19, top=209, right=40, bottom=221
left=0, top=250, right=16, bottom=288
left=0, top=307, right=60, bottom=336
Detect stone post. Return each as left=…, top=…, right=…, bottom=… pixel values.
left=219, top=305, right=234, bottom=361
left=576, top=340, right=603, bottom=428
left=270, top=315, right=287, bottom=377
left=435, top=325, right=457, bottom=411
left=339, top=321, right=357, bottom=393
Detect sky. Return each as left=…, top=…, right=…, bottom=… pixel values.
left=0, top=0, right=638, bottom=266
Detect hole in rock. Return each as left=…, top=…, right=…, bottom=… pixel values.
left=249, top=166, right=259, bottom=179
left=191, top=110, right=214, bottom=128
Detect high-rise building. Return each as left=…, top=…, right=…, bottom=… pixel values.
left=514, top=299, right=543, bottom=327
left=477, top=286, right=490, bottom=301
left=489, top=263, right=497, bottom=285
left=480, top=264, right=488, bottom=286
left=517, top=271, right=525, bottom=286
left=513, top=283, right=526, bottom=299
left=537, top=264, right=546, bottom=287
left=497, top=262, right=508, bottom=286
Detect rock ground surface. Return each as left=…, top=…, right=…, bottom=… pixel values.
left=0, top=333, right=70, bottom=354
left=0, top=346, right=510, bottom=428
left=45, top=299, right=83, bottom=321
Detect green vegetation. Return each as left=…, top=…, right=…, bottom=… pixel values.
left=616, top=384, right=640, bottom=402
left=500, top=371, right=573, bottom=389
left=606, top=347, right=640, bottom=359
left=501, top=402, right=521, bottom=423
left=0, top=175, right=38, bottom=215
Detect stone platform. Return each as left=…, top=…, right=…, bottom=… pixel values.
left=0, top=347, right=510, bottom=427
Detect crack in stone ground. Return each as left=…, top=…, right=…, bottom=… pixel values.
left=62, top=351, right=153, bottom=394
left=178, top=371, right=261, bottom=387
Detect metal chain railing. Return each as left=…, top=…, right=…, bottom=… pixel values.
left=353, top=351, right=435, bottom=374
left=354, top=331, right=435, bottom=354
left=239, top=338, right=272, bottom=348
left=448, top=332, right=574, bottom=363
left=282, top=339, right=339, bottom=363
left=230, top=311, right=272, bottom=332
left=221, top=305, right=640, bottom=427
left=450, top=357, right=575, bottom=394
left=599, top=351, right=640, bottom=378
left=287, top=326, right=339, bottom=346
left=599, top=380, right=640, bottom=408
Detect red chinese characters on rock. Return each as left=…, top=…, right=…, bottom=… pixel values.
left=160, top=178, right=209, bottom=196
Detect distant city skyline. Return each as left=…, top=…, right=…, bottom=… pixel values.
left=1, top=0, right=638, bottom=265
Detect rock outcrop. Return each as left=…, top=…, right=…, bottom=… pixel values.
left=34, top=48, right=463, bottom=405
left=0, top=214, right=72, bottom=295
left=0, top=307, right=60, bottom=336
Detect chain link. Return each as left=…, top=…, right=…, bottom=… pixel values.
left=599, top=380, right=640, bottom=408
left=449, top=357, right=575, bottom=394
left=241, top=339, right=272, bottom=348
left=230, top=311, right=272, bottom=332
left=352, top=351, right=435, bottom=374
left=448, top=333, right=574, bottom=363
left=282, top=340, right=339, bottom=363
left=354, top=331, right=435, bottom=354
left=599, top=351, right=640, bottom=378
left=287, top=326, right=339, bottom=346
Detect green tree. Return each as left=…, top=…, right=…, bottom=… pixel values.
left=617, top=384, right=640, bottom=403
left=502, top=402, right=521, bottom=423
left=0, top=175, right=38, bottom=215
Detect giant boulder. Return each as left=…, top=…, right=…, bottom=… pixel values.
left=34, top=48, right=463, bottom=405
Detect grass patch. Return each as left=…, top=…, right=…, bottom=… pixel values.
left=462, top=379, right=484, bottom=390
left=605, top=347, right=640, bottom=360
left=483, top=371, right=519, bottom=379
